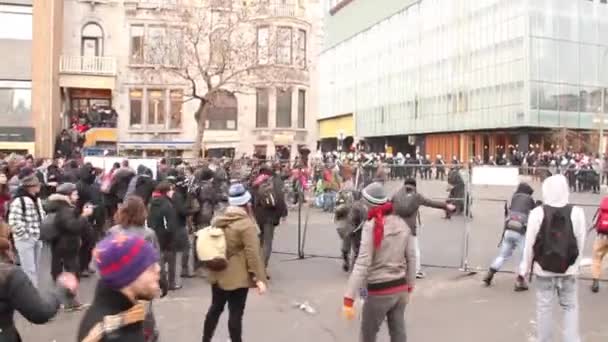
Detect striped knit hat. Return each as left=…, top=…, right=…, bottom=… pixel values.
left=93, top=233, right=159, bottom=290
left=361, top=182, right=388, bottom=206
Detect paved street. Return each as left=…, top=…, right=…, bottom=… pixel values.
left=18, top=178, right=608, bottom=341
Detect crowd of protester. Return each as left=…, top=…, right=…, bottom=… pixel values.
left=0, top=148, right=603, bottom=341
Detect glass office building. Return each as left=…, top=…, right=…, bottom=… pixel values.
left=320, top=0, right=608, bottom=157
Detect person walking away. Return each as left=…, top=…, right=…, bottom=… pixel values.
left=192, top=167, right=218, bottom=272
left=483, top=182, right=536, bottom=290
left=7, top=174, right=45, bottom=287
left=171, top=177, right=198, bottom=279
left=0, top=221, right=78, bottom=342
left=45, top=183, right=93, bottom=310
left=392, top=178, right=454, bottom=279
left=590, top=196, right=608, bottom=293
left=252, top=166, right=288, bottom=269
left=78, top=233, right=161, bottom=342
left=435, top=155, right=445, bottom=181
left=342, top=183, right=416, bottom=342
left=201, top=183, right=267, bottom=342
left=109, top=196, right=169, bottom=341
left=147, top=182, right=181, bottom=291
left=125, top=165, right=156, bottom=206
left=76, top=163, right=104, bottom=277
left=520, top=175, right=586, bottom=342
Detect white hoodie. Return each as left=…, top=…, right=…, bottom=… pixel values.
left=520, top=175, right=586, bottom=277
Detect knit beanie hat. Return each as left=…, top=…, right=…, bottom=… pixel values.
left=20, top=174, right=40, bottom=188
left=56, top=182, right=77, bottom=196
left=361, top=182, right=388, bottom=206
left=93, top=233, right=159, bottom=290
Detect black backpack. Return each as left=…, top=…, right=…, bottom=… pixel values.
left=532, top=205, right=579, bottom=274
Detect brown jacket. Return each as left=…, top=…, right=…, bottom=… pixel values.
left=345, top=214, right=416, bottom=301
left=207, top=206, right=267, bottom=291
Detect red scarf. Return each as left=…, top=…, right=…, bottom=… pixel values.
left=367, top=202, right=394, bottom=249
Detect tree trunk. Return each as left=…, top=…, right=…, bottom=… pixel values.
left=193, top=100, right=209, bottom=159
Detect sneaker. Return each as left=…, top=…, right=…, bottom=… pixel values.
left=64, top=301, right=84, bottom=312
left=514, top=276, right=529, bottom=292
left=592, top=279, right=600, bottom=293
left=416, top=271, right=426, bottom=279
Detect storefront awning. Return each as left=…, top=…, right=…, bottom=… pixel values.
left=118, top=141, right=194, bottom=150
left=318, top=114, right=354, bottom=139
left=84, top=128, right=117, bottom=147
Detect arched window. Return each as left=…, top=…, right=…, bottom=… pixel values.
left=207, top=90, right=238, bottom=130
left=81, top=22, right=104, bottom=57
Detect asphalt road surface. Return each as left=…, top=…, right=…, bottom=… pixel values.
left=17, top=178, right=608, bottom=341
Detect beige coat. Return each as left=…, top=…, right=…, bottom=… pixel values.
left=207, top=206, right=267, bottom=291
left=345, top=214, right=417, bottom=301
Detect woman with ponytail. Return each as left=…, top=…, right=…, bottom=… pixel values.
left=0, top=221, right=78, bottom=342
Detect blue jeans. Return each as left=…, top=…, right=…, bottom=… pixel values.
left=14, top=238, right=43, bottom=288
left=490, top=230, right=525, bottom=274
left=323, top=191, right=336, bottom=212
left=535, top=276, right=580, bottom=342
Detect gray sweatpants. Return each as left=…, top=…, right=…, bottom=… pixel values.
left=361, top=292, right=408, bottom=342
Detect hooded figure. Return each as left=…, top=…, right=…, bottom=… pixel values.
left=127, top=165, right=156, bottom=205
left=484, top=182, right=536, bottom=289
left=520, top=175, right=586, bottom=342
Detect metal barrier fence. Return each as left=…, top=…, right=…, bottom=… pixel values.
left=281, top=165, right=608, bottom=281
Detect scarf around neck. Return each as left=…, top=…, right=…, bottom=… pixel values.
left=367, top=202, right=394, bottom=249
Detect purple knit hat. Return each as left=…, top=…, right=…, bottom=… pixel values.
left=93, top=233, right=159, bottom=290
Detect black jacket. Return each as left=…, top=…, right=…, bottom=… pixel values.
left=110, top=168, right=135, bottom=203
left=0, top=263, right=61, bottom=342
left=134, top=176, right=156, bottom=206
left=45, top=194, right=90, bottom=257
left=392, top=184, right=448, bottom=236
left=78, top=282, right=145, bottom=342
left=253, top=174, right=288, bottom=226
left=170, top=189, right=195, bottom=251
left=508, top=183, right=536, bottom=223
left=147, top=194, right=179, bottom=251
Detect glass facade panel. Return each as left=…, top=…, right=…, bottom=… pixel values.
left=320, top=0, right=608, bottom=136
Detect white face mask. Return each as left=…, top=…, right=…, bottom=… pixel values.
left=209, top=164, right=217, bottom=172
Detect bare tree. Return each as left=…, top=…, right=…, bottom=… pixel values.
left=148, top=1, right=294, bottom=157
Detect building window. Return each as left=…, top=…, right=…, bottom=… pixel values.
left=0, top=82, right=31, bottom=127
left=129, top=89, right=143, bottom=127
left=297, top=89, right=305, bottom=128
left=129, top=24, right=180, bottom=65
left=276, top=88, right=292, bottom=128
left=276, top=27, right=292, bottom=65
left=295, top=29, right=307, bottom=68
left=257, top=26, right=269, bottom=65
left=148, top=89, right=166, bottom=126
left=256, top=88, right=269, bottom=128
left=81, top=23, right=103, bottom=57
left=146, top=25, right=166, bottom=65
left=169, top=90, right=183, bottom=129
left=206, top=90, right=238, bottom=130
left=0, top=5, right=32, bottom=40
left=130, top=25, right=145, bottom=64
left=129, top=88, right=183, bottom=130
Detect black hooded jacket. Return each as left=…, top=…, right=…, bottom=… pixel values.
left=509, top=183, right=535, bottom=216
left=45, top=194, right=90, bottom=257
left=133, top=165, right=156, bottom=205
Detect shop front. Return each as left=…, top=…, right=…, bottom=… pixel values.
left=317, top=114, right=354, bottom=152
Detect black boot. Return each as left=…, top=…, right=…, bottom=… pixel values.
left=592, top=279, right=600, bottom=293
left=341, top=251, right=350, bottom=272
left=483, top=269, right=497, bottom=286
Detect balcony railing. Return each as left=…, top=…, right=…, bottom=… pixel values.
left=59, top=56, right=117, bottom=76
left=255, top=3, right=306, bottom=18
